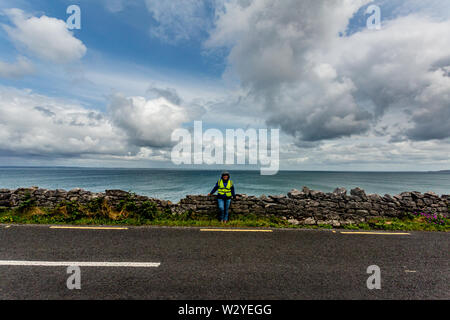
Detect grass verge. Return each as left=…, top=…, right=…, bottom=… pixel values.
left=0, top=200, right=448, bottom=231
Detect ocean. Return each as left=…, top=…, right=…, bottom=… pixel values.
left=0, top=167, right=449, bottom=202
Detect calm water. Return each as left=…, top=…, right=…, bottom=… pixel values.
left=0, top=167, right=449, bottom=202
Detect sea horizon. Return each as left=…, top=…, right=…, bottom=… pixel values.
left=0, top=165, right=449, bottom=173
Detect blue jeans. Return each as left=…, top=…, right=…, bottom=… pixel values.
left=217, top=198, right=231, bottom=221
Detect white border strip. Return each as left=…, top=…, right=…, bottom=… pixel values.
left=0, top=260, right=160, bottom=267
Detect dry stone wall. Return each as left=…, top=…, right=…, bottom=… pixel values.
left=0, top=186, right=448, bottom=226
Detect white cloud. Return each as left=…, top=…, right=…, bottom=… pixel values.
left=207, top=0, right=450, bottom=143
left=145, top=0, right=215, bottom=43
left=0, top=86, right=192, bottom=160
left=328, top=15, right=450, bottom=141
left=280, top=133, right=450, bottom=171
left=0, top=56, right=34, bottom=78
left=0, top=86, right=127, bottom=157
left=2, top=8, right=86, bottom=63
left=108, top=93, right=190, bottom=148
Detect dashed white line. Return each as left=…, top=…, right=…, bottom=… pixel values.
left=0, top=260, right=160, bottom=267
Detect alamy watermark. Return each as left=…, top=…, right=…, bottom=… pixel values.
left=366, top=265, right=381, bottom=290
left=66, top=265, right=81, bottom=290
left=66, top=5, right=81, bottom=30
left=171, top=121, right=279, bottom=175
left=366, top=5, right=381, bottom=30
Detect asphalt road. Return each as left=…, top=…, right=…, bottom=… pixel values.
left=0, top=224, right=448, bottom=300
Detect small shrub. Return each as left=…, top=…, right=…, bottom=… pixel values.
left=17, top=192, right=36, bottom=213
left=117, top=194, right=158, bottom=221
left=54, top=201, right=85, bottom=222
left=85, top=197, right=104, bottom=214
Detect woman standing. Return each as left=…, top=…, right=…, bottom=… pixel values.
left=208, top=171, right=236, bottom=223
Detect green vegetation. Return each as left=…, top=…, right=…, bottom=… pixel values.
left=343, top=213, right=450, bottom=232
left=0, top=198, right=448, bottom=231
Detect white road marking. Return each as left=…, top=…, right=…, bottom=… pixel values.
left=49, top=226, right=128, bottom=230
left=340, top=231, right=410, bottom=235
left=405, top=270, right=417, bottom=273
left=200, top=228, right=273, bottom=233
left=0, top=260, right=160, bottom=267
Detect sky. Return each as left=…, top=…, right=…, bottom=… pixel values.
left=0, top=0, right=449, bottom=171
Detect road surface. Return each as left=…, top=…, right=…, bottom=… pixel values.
left=0, top=224, right=448, bottom=299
